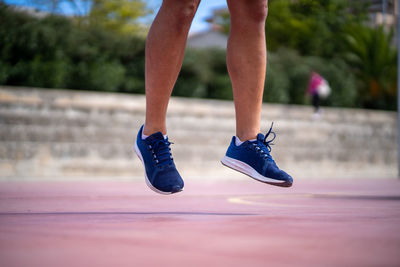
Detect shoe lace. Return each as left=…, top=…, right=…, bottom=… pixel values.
left=148, top=138, right=174, bottom=166
left=251, top=122, right=276, bottom=162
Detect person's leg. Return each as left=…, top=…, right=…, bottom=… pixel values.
left=312, top=93, right=320, bottom=113
left=136, top=0, right=200, bottom=195
left=226, top=0, right=268, bottom=141
left=143, top=0, right=200, bottom=136
left=222, top=0, right=292, bottom=187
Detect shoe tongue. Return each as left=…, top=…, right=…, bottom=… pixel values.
left=146, top=132, right=165, bottom=142
left=256, top=133, right=265, bottom=142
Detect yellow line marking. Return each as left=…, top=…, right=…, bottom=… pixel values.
left=227, top=193, right=400, bottom=208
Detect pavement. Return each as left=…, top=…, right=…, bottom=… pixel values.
left=0, top=178, right=400, bottom=267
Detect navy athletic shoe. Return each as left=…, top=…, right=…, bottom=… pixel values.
left=135, top=125, right=184, bottom=194
left=221, top=123, right=293, bottom=187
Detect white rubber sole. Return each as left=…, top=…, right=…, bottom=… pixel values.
left=221, top=156, right=290, bottom=186
left=134, top=141, right=182, bottom=195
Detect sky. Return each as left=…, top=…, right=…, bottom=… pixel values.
left=4, top=0, right=228, bottom=34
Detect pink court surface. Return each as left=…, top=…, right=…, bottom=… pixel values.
left=0, top=178, right=400, bottom=267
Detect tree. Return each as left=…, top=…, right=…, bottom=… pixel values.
left=28, top=0, right=150, bottom=35
left=88, top=0, right=150, bottom=35
left=215, top=0, right=368, bottom=58
left=343, top=25, right=397, bottom=110
left=0, top=3, right=147, bottom=91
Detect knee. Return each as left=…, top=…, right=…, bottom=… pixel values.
left=163, top=0, right=200, bottom=26
left=229, top=0, right=268, bottom=25
left=251, top=0, right=269, bottom=23
left=182, top=0, right=200, bottom=20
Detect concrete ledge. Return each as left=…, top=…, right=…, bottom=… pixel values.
left=0, top=86, right=397, bottom=180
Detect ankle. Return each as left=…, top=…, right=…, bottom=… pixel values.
left=143, top=124, right=167, bottom=136
left=236, top=133, right=258, bottom=142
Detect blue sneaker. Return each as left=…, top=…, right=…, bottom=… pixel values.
left=135, top=125, right=184, bottom=194
left=221, top=124, right=293, bottom=187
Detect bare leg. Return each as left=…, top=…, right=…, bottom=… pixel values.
left=226, top=0, right=268, bottom=141
left=144, top=0, right=200, bottom=135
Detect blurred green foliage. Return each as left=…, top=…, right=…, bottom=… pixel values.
left=343, top=25, right=397, bottom=110
left=265, top=48, right=358, bottom=107
left=215, top=0, right=396, bottom=110
left=0, top=1, right=397, bottom=110
left=174, top=49, right=232, bottom=100
left=88, top=0, right=150, bottom=35
left=266, top=0, right=368, bottom=58
left=0, top=3, right=146, bottom=93
left=28, top=0, right=150, bottom=35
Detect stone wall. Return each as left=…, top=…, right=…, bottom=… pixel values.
left=0, top=86, right=397, bottom=180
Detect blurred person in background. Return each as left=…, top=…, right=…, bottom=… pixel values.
left=135, top=0, right=293, bottom=195
left=307, top=71, right=330, bottom=119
